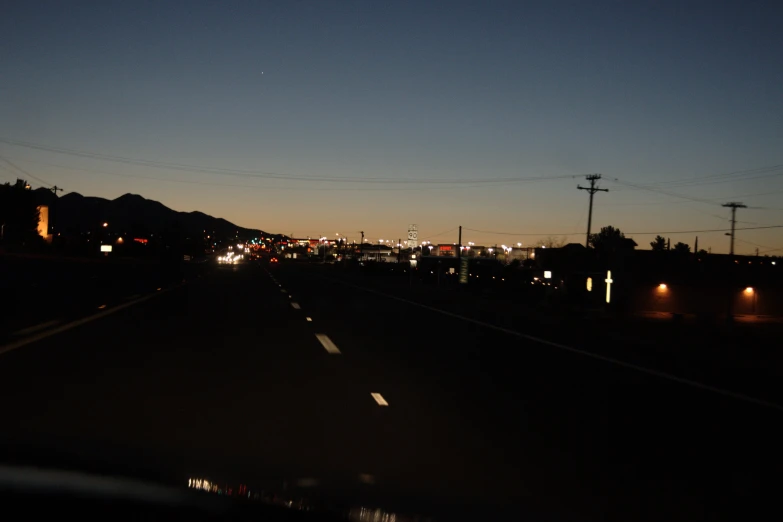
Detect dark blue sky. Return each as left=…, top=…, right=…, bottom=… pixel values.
left=1, top=1, right=782, bottom=252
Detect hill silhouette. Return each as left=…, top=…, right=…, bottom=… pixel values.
left=34, top=189, right=267, bottom=239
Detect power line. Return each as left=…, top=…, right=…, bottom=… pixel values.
left=614, top=164, right=783, bottom=190
left=0, top=137, right=578, bottom=186
left=0, top=155, right=53, bottom=187
left=464, top=224, right=783, bottom=237
left=3, top=156, right=562, bottom=192
left=735, top=238, right=782, bottom=253
left=609, top=178, right=719, bottom=206
left=424, top=227, right=459, bottom=239
left=463, top=227, right=582, bottom=236
left=0, top=162, right=17, bottom=183
left=628, top=225, right=783, bottom=235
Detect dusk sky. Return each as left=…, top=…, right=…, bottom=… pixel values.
left=2, top=0, right=782, bottom=254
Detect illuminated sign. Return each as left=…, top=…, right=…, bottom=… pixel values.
left=100, top=245, right=112, bottom=253
left=544, top=271, right=552, bottom=279
left=439, top=245, right=453, bottom=251
left=134, top=238, right=148, bottom=244
left=37, top=205, right=49, bottom=238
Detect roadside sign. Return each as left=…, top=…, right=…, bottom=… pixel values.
left=407, top=224, right=418, bottom=249
left=459, top=257, right=469, bottom=284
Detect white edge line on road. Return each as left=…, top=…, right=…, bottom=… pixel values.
left=323, top=276, right=783, bottom=413
left=291, top=302, right=301, bottom=310
left=11, top=319, right=62, bottom=337
left=371, top=393, right=389, bottom=406
left=314, top=333, right=341, bottom=354
left=0, top=287, right=177, bottom=357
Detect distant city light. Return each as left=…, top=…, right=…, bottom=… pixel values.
left=586, top=277, right=593, bottom=292
left=102, top=222, right=108, bottom=227
left=544, top=271, right=552, bottom=279
left=745, top=287, right=754, bottom=294
left=658, top=283, right=667, bottom=290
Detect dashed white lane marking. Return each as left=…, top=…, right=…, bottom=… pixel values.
left=0, top=288, right=176, bottom=357
left=306, top=317, right=312, bottom=322
left=314, top=334, right=341, bottom=354
left=322, top=276, right=783, bottom=413
left=11, top=320, right=62, bottom=337
left=97, top=304, right=107, bottom=309
left=291, top=302, right=301, bottom=310
left=280, top=289, right=287, bottom=293
left=370, top=393, right=389, bottom=406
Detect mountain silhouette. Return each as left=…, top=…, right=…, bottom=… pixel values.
left=36, top=190, right=266, bottom=239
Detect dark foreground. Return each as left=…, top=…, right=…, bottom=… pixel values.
left=1, top=260, right=781, bottom=520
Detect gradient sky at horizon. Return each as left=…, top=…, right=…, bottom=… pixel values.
left=1, top=0, right=782, bottom=254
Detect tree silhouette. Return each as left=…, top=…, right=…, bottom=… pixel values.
left=540, top=235, right=567, bottom=248
left=673, top=242, right=691, bottom=254
left=0, top=181, right=40, bottom=244
left=589, top=226, right=626, bottom=251
left=650, top=235, right=667, bottom=251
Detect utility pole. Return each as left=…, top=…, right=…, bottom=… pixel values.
left=49, top=185, right=64, bottom=195
left=397, top=238, right=401, bottom=263
left=722, top=202, right=746, bottom=323
left=577, top=174, right=608, bottom=248
left=457, top=226, right=462, bottom=260
left=360, top=231, right=364, bottom=261
left=722, top=202, right=746, bottom=256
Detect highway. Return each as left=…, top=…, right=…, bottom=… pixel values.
left=1, top=260, right=781, bottom=521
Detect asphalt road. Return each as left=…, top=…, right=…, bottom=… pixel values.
left=1, top=260, right=781, bottom=521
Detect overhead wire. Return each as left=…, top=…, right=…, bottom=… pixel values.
left=0, top=137, right=579, bottom=186
left=0, top=156, right=568, bottom=193
left=734, top=238, right=782, bottom=254
left=613, top=164, right=783, bottom=190
left=608, top=178, right=721, bottom=206
left=464, top=224, right=783, bottom=237
left=424, top=227, right=459, bottom=240
left=0, top=155, right=53, bottom=188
